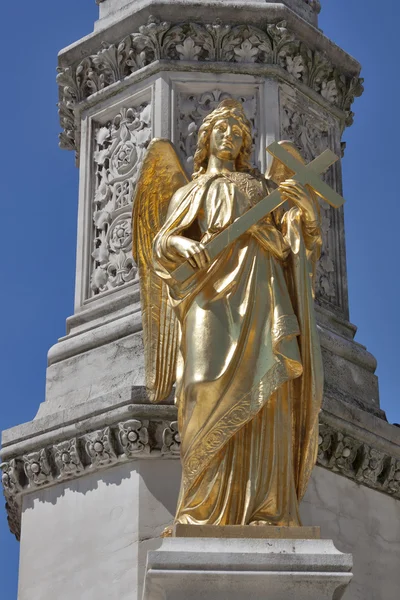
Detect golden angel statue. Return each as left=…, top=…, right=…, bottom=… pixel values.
left=132, top=99, right=323, bottom=529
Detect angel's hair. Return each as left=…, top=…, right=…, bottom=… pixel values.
left=192, top=99, right=253, bottom=179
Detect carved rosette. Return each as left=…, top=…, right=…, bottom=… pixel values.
left=1, top=459, right=23, bottom=496
left=2, top=414, right=400, bottom=540
left=23, top=449, right=52, bottom=487
left=162, top=421, right=181, bottom=456
left=118, top=419, right=150, bottom=456
left=386, top=460, right=400, bottom=495
left=85, top=427, right=118, bottom=466
left=177, top=90, right=258, bottom=171
left=57, top=17, right=363, bottom=153
left=90, top=103, right=151, bottom=297
left=53, top=439, right=84, bottom=479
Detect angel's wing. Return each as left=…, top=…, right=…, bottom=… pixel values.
left=132, top=139, right=189, bottom=403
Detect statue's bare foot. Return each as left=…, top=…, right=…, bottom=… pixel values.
left=249, top=520, right=273, bottom=526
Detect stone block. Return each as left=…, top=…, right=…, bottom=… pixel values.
left=96, top=1, right=319, bottom=32
left=142, top=537, right=353, bottom=600
left=17, top=460, right=181, bottom=600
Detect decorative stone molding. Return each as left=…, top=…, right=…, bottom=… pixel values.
left=53, top=438, right=84, bottom=479
left=85, top=426, right=118, bottom=466
left=23, top=449, right=52, bottom=487
left=1, top=459, right=23, bottom=496
left=118, top=419, right=150, bottom=456
left=317, top=422, right=400, bottom=495
left=57, top=17, right=363, bottom=152
left=2, top=413, right=399, bottom=541
left=90, top=102, right=151, bottom=297
left=162, top=421, right=181, bottom=456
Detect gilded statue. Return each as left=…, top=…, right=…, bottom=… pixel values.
left=132, top=99, right=327, bottom=529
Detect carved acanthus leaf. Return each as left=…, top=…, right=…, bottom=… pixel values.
left=58, top=16, right=362, bottom=152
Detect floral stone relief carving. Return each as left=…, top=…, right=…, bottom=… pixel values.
left=2, top=413, right=400, bottom=541
left=177, top=90, right=258, bottom=171
left=280, top=98, right=343, bottom=310
left=90, top=103, right=151, bottom=297
left=57, top=17, right=363, bottom=153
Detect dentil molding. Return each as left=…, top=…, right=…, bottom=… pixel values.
left=57, top=17, right=363, bottom=153
left=2, top=411, right=399, bottom=541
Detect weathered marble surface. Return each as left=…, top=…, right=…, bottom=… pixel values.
left=302, top=467, right=400, bottom=600
left=14, top=463, right=400, bottom=600
left=96, top=0, right=319, bottom=32
left=142, top=537, right=352, bottom=600
left=17, top=461, right=181, bottom=600
left=43, top=330, right=145, bottom=416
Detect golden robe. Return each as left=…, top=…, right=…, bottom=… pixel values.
left=153, top=171, right=323, bottom=526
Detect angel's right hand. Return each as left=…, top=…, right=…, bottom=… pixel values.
left=166, top=235, right=210, bottom=270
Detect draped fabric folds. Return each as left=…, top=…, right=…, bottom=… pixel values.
left=153, top=171, right=323, bottom=526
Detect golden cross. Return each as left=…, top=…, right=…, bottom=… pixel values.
left=172, top=142, right=344, bottom=283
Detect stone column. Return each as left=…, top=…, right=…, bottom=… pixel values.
left=2, top=2, right=400, bottom=600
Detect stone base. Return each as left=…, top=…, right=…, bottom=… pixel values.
left=173, top=523, right=321, bottom=539
left=142, top=537, right=353, bottom=600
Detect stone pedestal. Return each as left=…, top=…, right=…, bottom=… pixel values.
left=142, top=537, right=353, bottom=600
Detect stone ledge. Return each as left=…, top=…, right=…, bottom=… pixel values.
left=41, top=305, right=381, bottom=417
left=1, top=391, right=400, bottom=541
left=173, top=523, right=321, bottom=539
left=145, top=538, right=352, bottom=572
left=142, top=537, right=352, bottom=600
left=96, top=2, right=319, bottom=30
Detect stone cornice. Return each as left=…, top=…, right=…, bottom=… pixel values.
left=97, top=1, right=320, bottom=8
left=2, top=399, right=400, bottom=541
left=57, top=16, right=363, bottom=154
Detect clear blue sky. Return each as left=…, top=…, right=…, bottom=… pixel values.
left=0, top=1, right=399, bottom=597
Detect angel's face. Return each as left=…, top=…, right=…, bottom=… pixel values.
left=209, top=116, right=243, bottom=162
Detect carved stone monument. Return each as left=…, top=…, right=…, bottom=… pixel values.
left=1, top=1, right=400, bottom=599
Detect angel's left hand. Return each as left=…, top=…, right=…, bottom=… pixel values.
left=279, top=179, right=316, bottom=222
